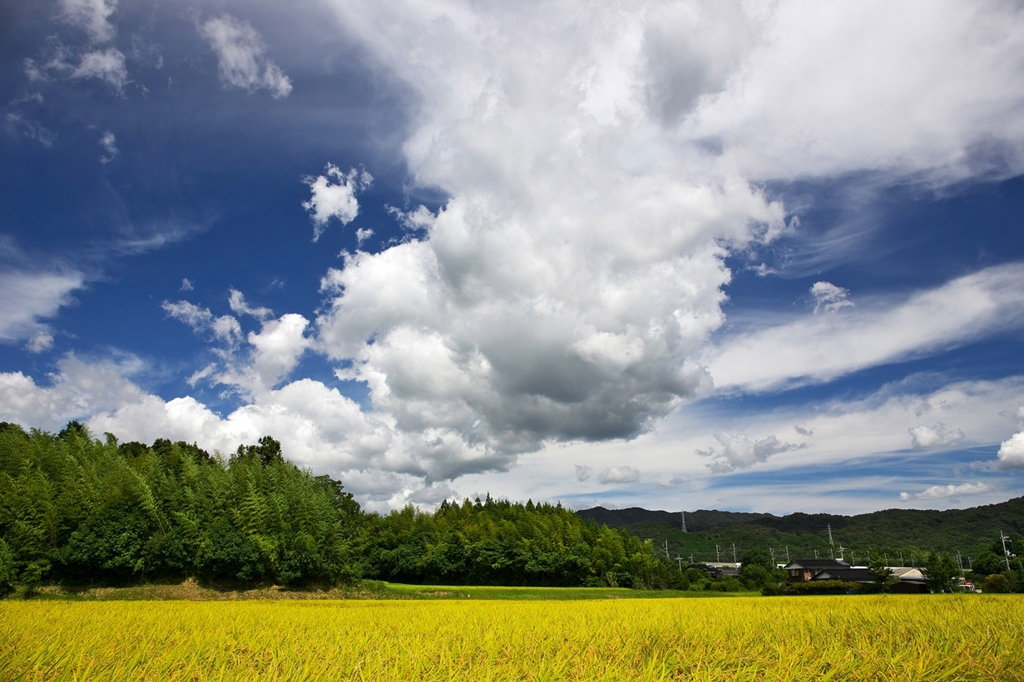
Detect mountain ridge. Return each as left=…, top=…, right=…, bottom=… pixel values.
left=575, top=497, right=1024, bottom=560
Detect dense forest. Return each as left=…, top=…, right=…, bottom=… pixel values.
left=0, top=422, right=676, bottom=593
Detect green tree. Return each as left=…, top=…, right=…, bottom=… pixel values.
left=970, top=550, right=1005, bottom=577
left=923, top=552, right=960, bottom=593
left=867, top=552, right=896, bottom=592
left=984, top=573, right=1011, bottom=593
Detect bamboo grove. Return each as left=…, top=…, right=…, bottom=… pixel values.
left=0, top=422, right=673, bottom=592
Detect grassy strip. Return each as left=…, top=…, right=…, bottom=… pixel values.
left=13, top=579, right=758, bottom=602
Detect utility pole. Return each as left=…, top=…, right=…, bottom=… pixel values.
left=664, top=540, right=670, bottom=560
left=1000, top=531, right=1013, bottom=571
left=899, top=551, right=904, bottom=567
left=716, top=544, right=720, bottom=562
left=837, top=545, right=845, bottom=561
left=732, top=543, right=737, bottom=563
left=675, top=555, right=683, bottom=573
left=884, top=552, right=889, bottom=567
left=851, top=550, right=856, bottom=566
left=681, top=511, right=687, bottom=533
left=786, top=546, right=790, bottom=563
left=770, top=546, right=776, bottom=566
left=956, top=550, right=965, bottom=577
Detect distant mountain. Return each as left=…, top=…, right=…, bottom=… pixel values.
left=576, top=497, right=1024, bottom=564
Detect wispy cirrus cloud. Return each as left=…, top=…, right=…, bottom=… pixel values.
left=710, top=264, right=1024, bottom=393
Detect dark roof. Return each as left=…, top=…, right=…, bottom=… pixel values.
left=812, top=568, right=874, bottom=583
left=784, top=559, right=850, bottom=570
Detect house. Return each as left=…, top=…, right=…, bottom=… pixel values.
left=890, top=567, right=929, bottom=594
left=687, top=563, right=726, bottom=579
left=811, top=567, right=874, bottom=584
left=783, top=558, right=851, bottom=583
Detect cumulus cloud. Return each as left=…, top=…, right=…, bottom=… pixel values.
left=356, top=227, right=374, bottom=246
left=794, top=424, right=814, bottom=436
left=700, top=433, right=806, bottom=473
left=811, top=282, right=853, bottom=315
left=598, top=466, right=640, bottom=484
left=199, top=15, right=292, bottom=99
left=575, top=464, right=593, bottom=482
left=908, top=422, right=965, bottom=450
left=0, top=269, right=84, bottom=344
left=228, top=289, right=272, bottom=320
left=25, top=332, right=54, bottom=354
left=302, top=165, right=372, bottom=241
left=0, top=354, right=145, bottom=431
left=899, top=481, right=992, bottom=501
left=164, top=291, right=311, bottom=394
left=995, top=431, right=1024, bottom=470
left=310, top=1, right=793, bottom=480
left=162, top=299, right=242, bottom=346
left=312, top=0, right=1024, bottom=484
left=710, top=263, right=1024, bottom=392
left=687, top=0, right=1024, bottom=184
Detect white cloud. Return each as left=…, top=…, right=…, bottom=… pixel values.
left=687, top=0, right=1024, bottom=185
left=72, top=48, right=128, bottom=90
left=302, top=164, right=372, bottom=241
left=162, top=299, right=242, bottom=346
left=179, top=278, right=193, bottom=292
left=0, top=354, right=144, bottom=431
left=165, top=292, right=311, bottom=395
left=0, top=269, right=84, bottom=344
left=811, top=281, right=853, bottom=315
left=25, top=332, right=54, bottom=354
left=98, top=130, right=117, bottom=163
left=356, top=227, right=374, bottom=245
left=312, top=0, right=1024, bottom=485
left=24, top=46, right=128, bottom=91
left=995, top=431, right=1024, bottom=470
left=598, top=466, right=640, bottom=484
left=199, top=15, right=292, bottom=99
left=575, top=464, right=593, bottom=482
left=58, top=0, right=118, bottom=44
left=228, top=288, right=272, bottom=320
left=899, top=482, right=992, bottom=501
left=710, top=263, right=1024, bottom=392
left=699, top=433, right=806, bottom=473
left=210, top=6, right=807, bottom=484
left=908, top=422, right=965, bottom=450
left=88, top=377, right=391, bottom=473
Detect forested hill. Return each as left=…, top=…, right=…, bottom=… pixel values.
left=577, top=498, right=1024, bottom=562
left=0, top=422, right=675, bottom=592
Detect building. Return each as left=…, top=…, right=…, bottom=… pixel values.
left=783, top=558, right=851, bottom=583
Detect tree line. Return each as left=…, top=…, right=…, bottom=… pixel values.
left=0, top=422, right=678, bottom=593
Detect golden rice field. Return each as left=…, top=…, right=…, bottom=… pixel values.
left=2, top=594, right=1023, bottom=681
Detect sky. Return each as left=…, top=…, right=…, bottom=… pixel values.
left=2, top=0, right=1024, bottom=516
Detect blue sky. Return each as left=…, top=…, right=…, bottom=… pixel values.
left=3, top=0, right=1024, bottom=514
